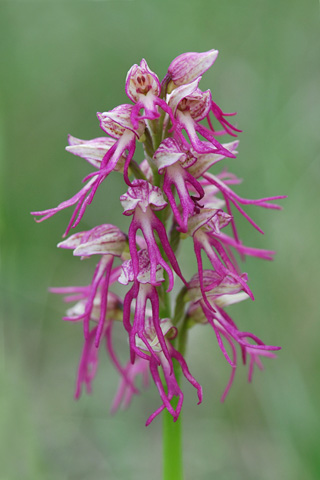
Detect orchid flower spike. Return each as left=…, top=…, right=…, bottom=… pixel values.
left=31, top=48, right=285, bottom=427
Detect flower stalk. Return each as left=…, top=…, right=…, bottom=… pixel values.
left=163, top=395, right=184, bottom=480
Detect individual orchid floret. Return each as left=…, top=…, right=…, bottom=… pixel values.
left=120, top=180, right=186, bottom=290
left=126, top=59, right=176, bottom=130
left=96, top=103, right=145, bottom=185
left=135, top=317, right=202, bottom=426
left=189, top=208, right=254, bottom=309
left=122, top=279, right=173, bottom=367
left=61, top=256, right=114, bottom=344
left=165, top=49, right=219, bottom=90
left=165, top=49, right=241, bottom=136
left=153, top=138, right=204, bottom=232
left=119, top=249, right=173, bottom=368
left=168, top=81, right=236, bottom=157
left=31, top=106, right=145, bottom=236
left=57, top=225, right=126, bottom=345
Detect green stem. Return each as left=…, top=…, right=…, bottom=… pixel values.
left=163, top=397, right=184, bottom=480
left=177, top=317, right=189, bottom=358
left=129, top=160, right=147, bottom=181
left=161, top=293, right=189, bottom=480
left=162, top=324, right=189, bottom=480
left=159, top=274, right=184, bottom=480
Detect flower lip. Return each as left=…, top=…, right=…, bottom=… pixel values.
left=168, top=49, right=219, bottom=87
left=120, top=179, right=167, bottom=215
left=126, top=59, right=161, bottom=103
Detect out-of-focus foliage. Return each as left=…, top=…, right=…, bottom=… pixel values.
left=1, top=1, right=319, bottom=479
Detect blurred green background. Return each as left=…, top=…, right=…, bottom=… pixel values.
left=1, top=1, right=319, bottom=479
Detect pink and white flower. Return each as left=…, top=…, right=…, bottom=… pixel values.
left=135, top=317, right=202, bottom=426
left=120, top=250, right=172, bottom=366
left=168, top=80, right=237, bottom=157
left=154, top=138, right=204, bottom=232
left=189, top=208, right=254, bottom=309
left=120, top=180, right=186, bottom=290
left=126, top=59, right=176, bottom=130
left=55, top=224, right=126, bottom=344
left=31, top=106, right=145, bottom=236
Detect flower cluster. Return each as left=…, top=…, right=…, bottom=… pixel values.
left=32, top=50, right=285, bottom=425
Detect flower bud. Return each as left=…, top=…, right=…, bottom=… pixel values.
left=168, top=49, right=218, bottom=87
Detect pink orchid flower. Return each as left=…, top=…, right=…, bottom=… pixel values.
left=120, top=180, right=186, bottom=291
